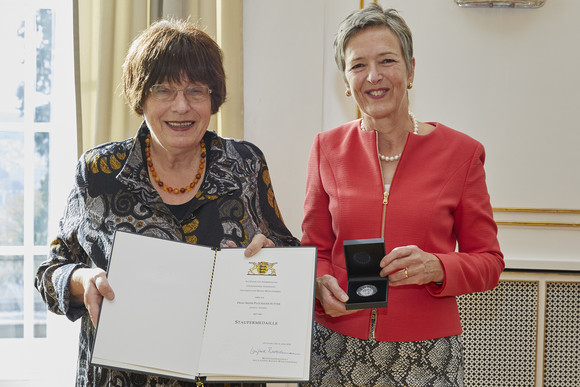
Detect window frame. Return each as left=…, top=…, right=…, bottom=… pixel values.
left=0, top=0, right=80, bottom=384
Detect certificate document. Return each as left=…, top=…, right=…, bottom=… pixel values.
left=91, top=231, right=316, bottom=383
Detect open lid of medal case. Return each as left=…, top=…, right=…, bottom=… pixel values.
left=343, top=238, right=388, bottom=310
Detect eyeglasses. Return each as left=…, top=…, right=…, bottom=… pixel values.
left=149, top=84, right=212, bottom=103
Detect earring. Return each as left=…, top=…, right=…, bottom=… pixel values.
left=407, top=82, right=413, bottom=89
left=345, top=90, right=351, bottom=97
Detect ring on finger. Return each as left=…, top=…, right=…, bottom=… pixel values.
left=404, top=267, right=409, bottom=279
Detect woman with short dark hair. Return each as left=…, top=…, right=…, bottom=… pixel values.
left=36, top=19, right=297, bottom=387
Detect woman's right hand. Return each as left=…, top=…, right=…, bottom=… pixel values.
left=315, top=274, right=357, bottom=317
left=70, top=267, right=115, bottom=327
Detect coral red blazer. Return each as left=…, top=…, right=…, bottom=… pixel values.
left=301, top=120, right=504, bottom=342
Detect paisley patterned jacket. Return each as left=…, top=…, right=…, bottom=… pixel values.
left=35, top=122, right=299, bottom=387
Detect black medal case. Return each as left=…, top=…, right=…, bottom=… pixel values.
left=343, top=238, right=388, bottom=310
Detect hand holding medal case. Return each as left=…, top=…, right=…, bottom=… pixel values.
left=343, top=238, right=388, bottom=310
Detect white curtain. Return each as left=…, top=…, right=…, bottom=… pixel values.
left=77, top=0, right=243, bottom=153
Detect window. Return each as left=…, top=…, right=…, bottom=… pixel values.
left=0, top=0, right=79, bottom=384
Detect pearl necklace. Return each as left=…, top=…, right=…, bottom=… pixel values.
left=361, top=112, right=419, bottom=162
left=145, top=134, right=206, bottom=194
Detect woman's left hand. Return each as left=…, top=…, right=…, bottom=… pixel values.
left=221, top=234, right=275, bottom=257
left=244, top=233, right=275, bottom=256
left=379, top=245, right=445, bottom=286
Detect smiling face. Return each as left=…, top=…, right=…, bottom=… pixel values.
left=143, top=79, right=212, bottom=153
left=344, top=26, right=414, bottom=122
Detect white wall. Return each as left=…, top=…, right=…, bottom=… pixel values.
left=244, top=0, right=580, bottom=270
left=243, top=0, right=326, bottom=239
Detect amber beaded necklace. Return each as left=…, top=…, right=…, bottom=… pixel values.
left=145, top=133, right=206, bottom=194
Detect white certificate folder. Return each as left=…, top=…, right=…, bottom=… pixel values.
left=91, top=230, right=317, bottom=383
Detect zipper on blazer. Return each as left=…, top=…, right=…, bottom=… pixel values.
left=371, top=192, right=388, bottom=340
left=372, top=134, right=391, bottom=340
left=371, top=190, right=388, bottom=340
left=381, top=191, right=388, bottom=240
left=372, top=127, right=410, bottom=340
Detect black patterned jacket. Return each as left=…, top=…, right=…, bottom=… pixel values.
left=35, top=122, right=298, bottom=387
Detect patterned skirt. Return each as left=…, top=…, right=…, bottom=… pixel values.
left=301, top=322, right=464, bottom=387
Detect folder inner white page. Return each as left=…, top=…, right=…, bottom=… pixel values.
left=91, top=231, right=215, bottom=377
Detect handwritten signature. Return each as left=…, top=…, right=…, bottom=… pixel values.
left=249, top=346, right=301, bottom=356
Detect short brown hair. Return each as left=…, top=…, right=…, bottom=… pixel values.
left=122, top=19, right=226, bottom=115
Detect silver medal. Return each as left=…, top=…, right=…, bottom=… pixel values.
left=356, top=284, right=377, bottom=297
